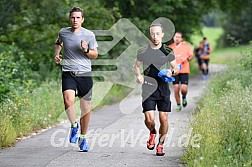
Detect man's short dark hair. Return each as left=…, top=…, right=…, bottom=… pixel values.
left=69, top=7, right=84, bottom=17
left=175, top=31, right=183, bottom=38
left=149, top=23, right=163, bottom=33
left=203, top=37, right=207, bottom=40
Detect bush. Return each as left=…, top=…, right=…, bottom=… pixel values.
left=0, top=44, right=38, bottom=101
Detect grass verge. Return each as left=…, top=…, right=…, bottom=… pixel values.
left=181, top=48, right=252, bottom=166
left=0, top=80, right=64, bottom=148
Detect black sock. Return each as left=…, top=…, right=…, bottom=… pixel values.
left=150, top=128, right=157, bottom=134
left=158, top=139, right=164, bottom=145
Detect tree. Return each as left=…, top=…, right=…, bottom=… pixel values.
left=220, top=1, right=252, bottom=45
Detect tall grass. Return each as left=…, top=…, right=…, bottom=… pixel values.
left=181, top=48, right=252, bottom=166
left=0, top=81, right=64, bottom=148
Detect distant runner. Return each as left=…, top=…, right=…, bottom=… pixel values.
left=169, top=32, right=194, bottom=111
left=199, top=37, right=212, bottom=80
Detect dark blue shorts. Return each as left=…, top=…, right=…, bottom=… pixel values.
left=62, top=71, right=93, bottom=100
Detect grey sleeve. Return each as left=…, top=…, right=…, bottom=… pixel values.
left=137, top=45, right=148, bottom=62
left=167, top=50, right=175, bottom=62
left=88, top=34, right=98, bottom=49
left=137, top=50, right=143, bottom=62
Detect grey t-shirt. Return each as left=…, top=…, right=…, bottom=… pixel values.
left=56, top=27, right=98, bottom=72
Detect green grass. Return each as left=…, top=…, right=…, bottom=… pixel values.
left=191, top=27, right=224, bottom=50
left=0, top=80, right=64, bottom=148
left=181, top=48, right=252, bottom=166
left=210, top=45, right=252, bottom=64
left=190, top=27, right=252, bottom=65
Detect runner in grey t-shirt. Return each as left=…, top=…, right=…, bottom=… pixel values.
left=56, top=27, right=98, bottom=72
left=54, top=7, right=98, bottom=152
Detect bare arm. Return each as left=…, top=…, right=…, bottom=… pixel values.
left=54, top=44, right=62, bottom=64
left=86, top=48, right=98, bottom=59
left=187, top=52, right=194, bottom=61
left=133, top=59, right=144, bottom=84
left=169, top=59, right=179, bottom=76
left=81, top=40, right=98, bottom=59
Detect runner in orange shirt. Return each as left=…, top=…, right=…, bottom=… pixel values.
left=169, top=32, right=194, bottom=111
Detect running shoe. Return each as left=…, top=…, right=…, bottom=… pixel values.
left=69, top=123, right=79, bottom=143
left=176, top=105, right=182, bottom=111
left=202, top=75, right=208, bottom=80
left=79, top=137, right=89, bottom=152
left=147, top=133, right=156, bottom=150
left=182, top=98, right=187, bottom=107
left=156, top=144, right=165, bottom=156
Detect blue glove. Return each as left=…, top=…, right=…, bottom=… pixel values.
left=158, top=69, right=168, bottom=77
left=158, top=68, right=175, bottom=82
left=161, top=76, right=175, bottom=82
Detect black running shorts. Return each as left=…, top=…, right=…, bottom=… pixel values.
left=62, top=71, right=93, bottom=100
left=142, top=83, right=171, bottom=113
left=172, top=73, right=189, bottom=85
left=202, top=59, right=209, bottom=66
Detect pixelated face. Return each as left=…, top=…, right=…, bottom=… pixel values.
left=149, top=26, right=164, bottom=46
left=69, top=11, right=84, bottom=29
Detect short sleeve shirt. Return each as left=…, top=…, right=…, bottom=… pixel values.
left=56, top=27, right=98, bottom=72
left=137, top=44, right=175, bottom=80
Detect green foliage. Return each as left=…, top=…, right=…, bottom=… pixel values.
left=0, top=80, right=63, bottom=147
left=0, top=113, right=16, bottom=148
left=191, top=27, right=224, bottom=49
left=102, top=0, right=215, bottom=41
left=222, top=6, right=252, bottom=46
left=209, top=45, right=251, bottom=64
left=182, top=49, right=252, bottom=166
left=0, top=44, right=38, bottom=100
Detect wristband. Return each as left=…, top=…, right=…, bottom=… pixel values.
left=171, top=69, right=175, bottom=75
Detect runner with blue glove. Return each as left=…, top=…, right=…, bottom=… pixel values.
left=133, top=22, right=179, bottom=156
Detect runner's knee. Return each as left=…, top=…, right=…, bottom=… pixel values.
left=145, top=115, right=155, bottom=125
